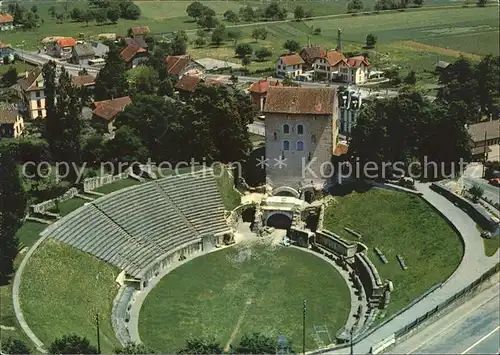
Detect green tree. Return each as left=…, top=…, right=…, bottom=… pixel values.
left=114, top=341, right=154, bottom=354
left=186, top=1, right=206, bottom=21
left=158, top=77, right=174, bottom=97
left=227, top=29, right=242, bottom=46
left=283, top=39, right=300, bottom=53
left=255, top=47, right=272, bottom=61
left=0, top=149, right=26, bottom=283
left=178, top=337, right=222, bottom=354
left=171, top=30, right=188, bottom=55
left=282, top=76, right=299, bottom=86
left=70, top=7, right=82, bottom=21
left=242, top=55, right=252, bottom=66
left=82, top=135, right=106, bottom=165
left=365, top=33, right=377, bottom=48
left=294, top=5, right=305, bottom=21
left=194, top=36, right=206, bottom=47
left=2, top=67, right=18, bottom=86
left=23, top=11, right=37, bottom=30
left=55, top=12, right=65, bottom=24
left=251, top=27, right=268, bottom=42
left=223, top=10, right=239, bottom=22
left=211, top=24, right=226, bottom=45
left=237, top=333, right=275, bottom=354
left=107, top=5, right=121, bottom=23
left=385, top=68, right=401, bottom=85
left=94, top=10, right=107, bottom=24
left=235, top=43, right=253, bottom=58
left=129, top=66, right=159, bottom=95
left=0, top=337, right=31, bottom=354
left=94, top=46, right=129, bottom=101
left=48, top=334, right=98, bottom=354
left=121, top=2, right=141, bottom=19
left=106, top=125, right=148, bottom=164
left=229, top=74, right=238, bottom=86
left=413, top=0, right=424, bottom=6
left=468, top=184, right=484, bottom=202
left=239, top=5, right=255, bottom=22
left=347, top=0, right=364, bottom=12
left=198, top=13, right=218, bottom=30
left=475, top=55, right=500, bottom=119
left=82, top=10, right=94, bottom=25
left=476, top=0, right=487, bottom=6
left=48, top=5, right=57, bottom=17
left=314, top=27, right=322, bottom=35
left=264, top=2, right=287, bottom=20
left=403, top=70, right=417, bottom=85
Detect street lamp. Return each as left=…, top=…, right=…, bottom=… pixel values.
left=349, top=327, right=354, bottom=355
left=302, top=300, right=307, bottom=355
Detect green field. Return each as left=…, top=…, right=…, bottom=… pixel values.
left=324, top=187, right=463, bottom=318
left=139, top=245, right=350, bottom=352
left=20, top=239, right=120, bottom=353
left=15, top=220, right=46, bottom=247
left=214, top=165, right=241, bottom=210
left=483, top=237, right=499, bottom=257
left=55, top=197, right=87, bottom=216
left=421, top=30, right=500, bottom=56
left=94, top=178, right=141, bottom=194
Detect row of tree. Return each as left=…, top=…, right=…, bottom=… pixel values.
left=348, top=0, right=424, bottom=13
left=1, top=332, right=291, bottom=354
left=7, top=3, right=40, bottom=29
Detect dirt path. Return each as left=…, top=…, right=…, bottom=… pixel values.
left=399, top=40, right=482, bottom=60
left=224, top=298, right=253, bottom=352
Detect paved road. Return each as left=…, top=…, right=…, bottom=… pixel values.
left=14, top=49, right=99, bottom=76
left=391, top=278, right=500, bottom=354
left=462, top=163, right=500, bottom=206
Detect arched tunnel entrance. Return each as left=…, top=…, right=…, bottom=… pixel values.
left=266, top=213, right=292, bottom=230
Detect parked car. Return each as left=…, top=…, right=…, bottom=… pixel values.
left=488, top=178, right=500, bottom=186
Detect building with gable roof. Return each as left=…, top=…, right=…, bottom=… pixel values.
left=92, top=96, right=132, bottom=133
left=16, top=67, right=46, bottom=119
left=128, top=26, right=150, bottom=38
left=0, top=13, right=14, bottom=31
left=299, top=45, right=327, bottom=70
left=120, top=44, right=149, bottom=68
left=264, top=86, right=339, bottom=187
left=275, top=54, right=305, bottom=79
left=54, top=37, right=77, bottom=59
left=248, top=78, right=282, bottom=112
left=165, top=55, right=204, bottom=78
left=0, top=103, right=24, bottom=138
left=71, top=42, right=96, bottom=65
left=312, top=50, right=346, bottom=81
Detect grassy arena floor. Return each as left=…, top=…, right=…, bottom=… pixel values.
left=20, top=239, right=120, bottom=353
left=324, top=187, right=463, bottom=319
left=139, top=245, right=350, bottom=352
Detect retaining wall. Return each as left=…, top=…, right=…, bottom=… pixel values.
left=83, top=168, right=131, bottom=192
left=29, top=187, right=78, bottom=215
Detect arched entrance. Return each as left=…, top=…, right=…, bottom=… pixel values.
left=304, top=191, right=313, bottom=203
left=242, top=206, right=256, bottom=223
left=272, top=186, right=300, bottom=198
left=266, top=213, right=292, bottom=230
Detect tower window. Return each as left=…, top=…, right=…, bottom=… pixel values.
left=297, top=124, right=304, bottom=135
left=283, top=124, right=290, bottom=134
left=283, top=140, right=290, bottom=151
left=296, top=141, right=304, bottom=151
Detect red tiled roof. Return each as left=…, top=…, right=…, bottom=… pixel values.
left=56, top=37, right=76, bottom=48
left=93, top=96, right=132, bottom=121
left=120, top=44, right=146, bottom=62
left=0, top=103, right=18, bottom=124
left=334, top=142, right=349, bottom=156
left=264, top=87, right=336, bottom=115
left=0, top=14, right=13, bottom=24
left=248, top=79, right=281, bottom=94
left=166, top=55, right=190, bottom=75
left=468, top=120, right=500, bottom=143
left=130, top=26, right=150, bottom=36
left=0, top=41, right=12, bottom=49
left=280, top=54, right=305, bottom=66
left=72, top=75, right=95, bottom=87
left=324, top=51, right=346, bottom=66
left=17, top=67, right=43, bottom=92
left=299, top=45, right=327, bottom=64
left=346, top=55, right=370, bottom=67
left=174, top=75, right=202, bottom=92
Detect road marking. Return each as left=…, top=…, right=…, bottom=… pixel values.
left=460, top=325, right=500, bottom=354
left=408, top=292, right=499, bottom=354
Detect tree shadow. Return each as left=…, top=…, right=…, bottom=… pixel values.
left=328, top=181, right=373, bottom=197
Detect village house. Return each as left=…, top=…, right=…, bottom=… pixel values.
left=339, top=56, right=371, bottom=85
left=53, top=37, right=77, bottom=60
left=0, top=103, right=24, bottom=138
left=0, top=41, right=13, bottom=60
left=92, top=96, right=132, bottom=134
left=120, top=44, right=149, bottom=68
left=165, top=55, right=204, bottom=79
left=71, top=74, right=96, bottom=91
left=16, top=67, right=46, bottom=119
left=71, top=42, right=96, bottom=65
left=90, top=41, right=109, bottom=58
left=467, top=120, right=500, bottom=161
left=275, top=54, right=304, bottom=79
left=312, top=51, right=346, bottom=82
left=128, top=26, right=150, bottom=38
left=0, top=13, right=13, bottom=31
left=248, top=78, right=282, bottom=112
left=174, top=75, right=202, bottom=96
left=123, top=36, right=148, bottom=49
left=299, top=45, right=326, bottom=70
left=264, top=86, right=339, bottom=188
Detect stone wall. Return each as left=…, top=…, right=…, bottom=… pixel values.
left=83, top=168, right=132, bottom=192
left=314, top=229, right=358, bottom=258
left=29, top=187, right=78, bottom=215
left=353, top=253, right=385, bottom=299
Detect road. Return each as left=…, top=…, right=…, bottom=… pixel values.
left=14, top=49, right=99, bottom=76
left=390, top=279, right=500, bottom=354
left=462, top=163, right=500, bottom=206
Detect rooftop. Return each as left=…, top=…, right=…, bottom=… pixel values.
left=0, top=14, right=13, bottom=24
left=264, top=87, right=336, bottom=115
left=93, top=96, right=132, bottom=121
left=468, top=120, right=500, bottom=143
left=17, top=67, right=43, bottom=92
left=174, top=75, right=202, bottom=92
left=120, top=44, right=146, bottom=62
left=280, top=54, right=305, bottom=66
left=346, top=55, right=370, bottom=68
left=324, top=51, right=346, bottom=66
left=248, top=78, right=281, bottom=94
left=166, top=55, right=191, bottom=75
left=73, top=42, right=95, bottom=57
left=56, top=37, right=77, bottom=48
left=72, top=74, right=96, bottom=87
left=0, top=103, right=18, bottom=124
left=124, top=36, right=148, bottom=49
left=129, top=26, right=150, bottom=36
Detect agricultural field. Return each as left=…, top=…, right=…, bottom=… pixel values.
left=139, top=244, right=351, bottom=352
left=324, top=187, right=463, bottom=319
left=20, top=239, right=120, bottom=353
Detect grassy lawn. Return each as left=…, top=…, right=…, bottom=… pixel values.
left=94, top=178, right=140, bottom=194
left=55, top=197, right=87, bottom=216
left=20, top=239, right=120, bottom=353
left=15, top=220, right=46, bottom=248
left=0, top=62, right=35, bottom=77
left=421, top=30, right=500, bottom=56
left=324, top=187, right=463, bottom=318
left=139, top=245, right=350, bottom=353
left=483, top=238, right=500, bottom=257
left=214, top=165, right=241, bottom=210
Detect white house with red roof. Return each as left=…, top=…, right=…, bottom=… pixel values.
left=54, top=37, right=77, bottom=59
left=275, top=54, right=305, bottom=79
left=0, top=13, right=14, bottom=31
left=339, top=56, right=371, bottom=84
left=312, top=50, right=346, bottom=81
left=312, top=51, right=371, bottom=84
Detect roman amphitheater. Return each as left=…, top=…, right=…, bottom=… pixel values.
left=13, top=166, right=479, bottom=354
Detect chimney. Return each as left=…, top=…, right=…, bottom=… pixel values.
left=25, top=71, right=29, bottom=78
